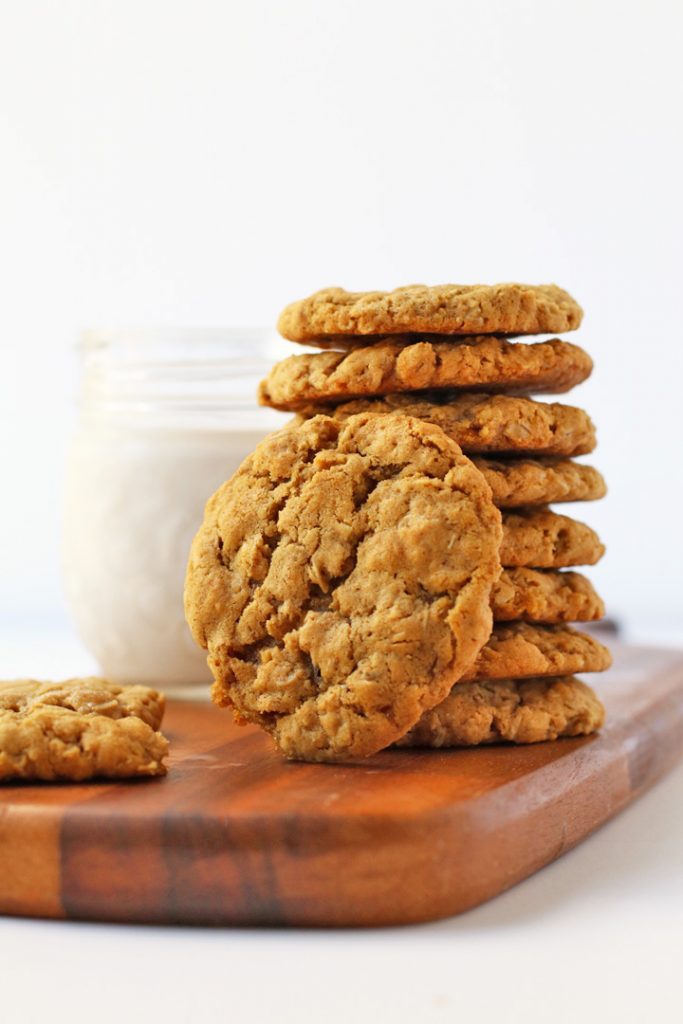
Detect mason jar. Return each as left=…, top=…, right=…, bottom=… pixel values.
left=62, top=328, right=288, bottom=689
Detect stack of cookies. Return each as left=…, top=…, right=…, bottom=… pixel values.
left=186, top=283, right=611, bottom=761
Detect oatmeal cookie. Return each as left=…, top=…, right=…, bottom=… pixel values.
left=184, top=413, right=502, bottom=762
left=0, top=678, right=168, bottom=782
left=259, top=337, right=593, bottom=410
left=491, top=568, right=604, bottom=623
left=462, top=623, right=612, bottom=681
left=278, top=283, right=582, bottom=345
left=473, top=457, right=605, bottom=507
left=397, top=676, right=604, bottom=747
left=294, top=392, right=597, bottom=457
left=501, top=508, right=605, bottom=568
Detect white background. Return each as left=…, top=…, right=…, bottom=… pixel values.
left=1, top=0, right=683, bottom=641
left=1, top=4, right=683, bottom=1021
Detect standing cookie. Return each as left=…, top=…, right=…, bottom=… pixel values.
left=185, top=413, right=502, bottom=762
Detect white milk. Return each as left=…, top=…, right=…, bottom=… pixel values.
left=62, top=329, right=287, bottom=688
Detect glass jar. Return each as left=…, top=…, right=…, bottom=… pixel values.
left=62, top=329, right=288, bottom=689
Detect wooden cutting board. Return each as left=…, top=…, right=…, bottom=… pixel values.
left=1, top=644, right=682, bottom=927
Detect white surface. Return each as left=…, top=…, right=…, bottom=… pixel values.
left=1, top=0, right=683, bottom=634
left=1, top=621, right=683, bottom=1023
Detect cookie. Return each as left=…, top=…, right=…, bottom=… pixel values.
left=491, top=568, right=604, bottom=623
left=184, top=413, right=502, bottom=762
left=501, top=508, right=605, bottom=568
left=294, top=392, right=597, bottom=457
left=461, top=623, right=612, bottom=682
left=259, top=338, right=593, bottom=411
left=278, top=284, right=583, bottom=345
left=396, top=676, right=604, bottom=747
left=0, top=678, right=168, bottom=782
left=473, top=457, right=606, bottom=507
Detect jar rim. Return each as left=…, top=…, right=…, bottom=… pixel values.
left=80, top=326, right=280, bottom=350
left=76, top=326, right=290, bottom=431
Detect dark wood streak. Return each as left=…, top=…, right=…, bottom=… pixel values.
left=0, top=644, right=682, bottom=927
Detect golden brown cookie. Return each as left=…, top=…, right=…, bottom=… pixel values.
left=491, top=568, right=604, bottom=623
left=184, top=413, right=502, bottom=762
left=278, top=284, right=583, bottom=345
left=396, top=676, right=604, bottom=747
left=259, top=338, right=593, bottom=411
left=501, top=508, right=605, bottom=568
left=461, top=623, right=612, bottom=681
left=0, top=678, right=168, bottom=782
left=474, top=457, right=606, bottom=507
left=294, top=392, right=597, bottom=457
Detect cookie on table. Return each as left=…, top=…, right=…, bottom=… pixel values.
left=184, top=413, right=502, bottom=762
left=461, top=623, right=612, bottom=682
left=0, top=678, right=168, bottom=782
left=278, top=283, right=583, bottom=346
left=396, top=676, right=604, bottom=747
left=473, top=458, right=606, bottom=508
left=491, top=568, right=604, bottom=623
left=501, top=508, right=605, bottom=568
left=258, top=337, right=593, bottom=411
left=294, top=392, right=597, bottom=458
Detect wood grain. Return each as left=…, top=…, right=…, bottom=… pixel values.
left=1, top=644, right=682, bottom=927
